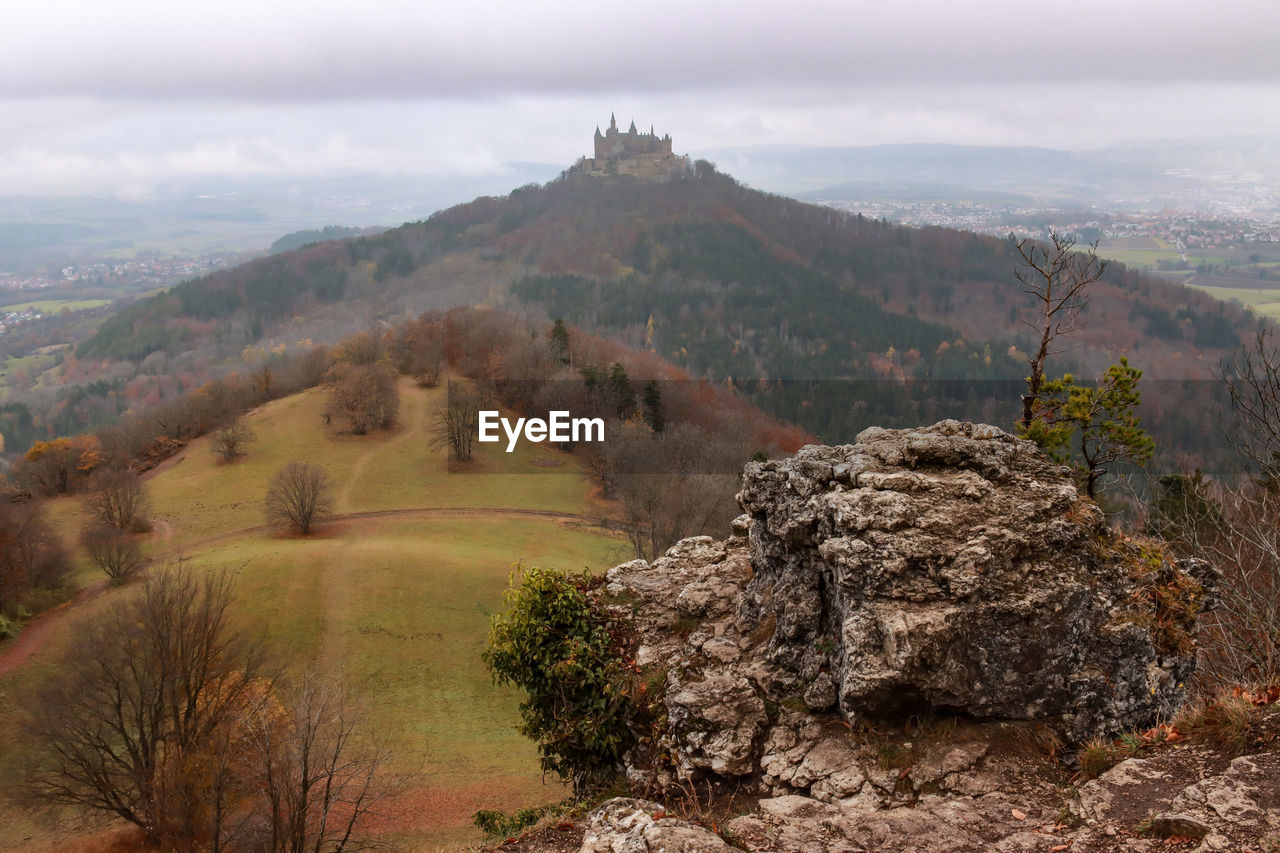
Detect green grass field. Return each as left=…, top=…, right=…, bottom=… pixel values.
left=0, top=378, right=630, bottom=851
left=1187, top=284, right=1280, bottom=320
left=0, top=298, right=112, bottom=314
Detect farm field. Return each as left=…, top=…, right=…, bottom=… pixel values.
left=0, top=298, right=112, bottom=314
left=0, top=378, right=629, bottom=851
left=1187, top=283, right=1280, bottom=320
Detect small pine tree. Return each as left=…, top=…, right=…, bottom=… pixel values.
left=641, top=380, right=664, bottom=432
left=607, top=362, right=635, bottom=420
left=1022, top=357, right=1155, bottom=499
left=550, top=318, right=571, bottom=366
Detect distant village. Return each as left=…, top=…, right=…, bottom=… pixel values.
left=0, top=254, right=230, bottom=294
left=815, top=200, right=1280, bottom=251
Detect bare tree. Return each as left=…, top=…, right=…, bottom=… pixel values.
left=605, top=422, right=744, bottom=560
left=265, top=461, right=333, bottom=535
left=1222, top=326, right=1280, bottom=482
left=243, top=673, right=400, bottom=853
left=85, top=468, right=149, bottom=530
left=432, top=381, right=493, bottom=462
left=1014, top=231, right=1108, bottom=429
left=29, top=568, right=265, bottom=848
left=1157, top=480, right=1280, bottom=688
left=212, top=421, right=257, bottom=463
left=81, top=526, right=147, bottom=583
left=0, top=498, right=71, bottom=618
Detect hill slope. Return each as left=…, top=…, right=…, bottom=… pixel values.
left=76, top=164, right=1256, bottom=462
left=0, top=378, right=629, bottom=851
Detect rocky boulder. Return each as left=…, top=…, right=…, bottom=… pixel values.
left=600, top=421, right=1214, bottom=796
left=735, top=420, right=1213, bottom=739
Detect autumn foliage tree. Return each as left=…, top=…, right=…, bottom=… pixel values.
left=16, top=435, right=103, bottom=496
left=29, top=569, right=265, bottom=847
left=29, top=568, right=395, bottom=851
left=326, top=363, right=399, bottom=435
left=0, top=499, right=71, bottom=629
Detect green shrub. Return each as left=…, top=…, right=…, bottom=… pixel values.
left=483, top=566, right=635, bottom=797
left=473, top=804, right=555, bottom=840
left=0, top=611, right=24, bottom=640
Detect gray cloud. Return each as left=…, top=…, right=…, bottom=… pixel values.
left=4, top=0, right=1278, bottom=100
left=2, top=0, right=1278, bottom=196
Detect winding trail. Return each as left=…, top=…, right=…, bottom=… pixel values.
left=0, top=506, right=626, bottom=680
left=0, top=578, right=110, bottom=679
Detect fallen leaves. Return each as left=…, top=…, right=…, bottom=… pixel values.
left=1232, top=683, right=1280, bottom=706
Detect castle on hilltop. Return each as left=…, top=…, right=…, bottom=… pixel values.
left=577, top=114, right=689, bottom=180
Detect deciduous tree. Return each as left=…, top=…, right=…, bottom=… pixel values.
left=212, top=421, right=257, bottom=462
left=29, top=569, right=264, bottom=847
left=326, top=363, right=399, bottom=435
left=0, top=498, right=70, bottom=621
left=81, top=526, right=146, bottom=583
left=85, top=468, right=148, bottom=530
left=1014, top=231, right=1108, bottom=430
left=265, top=461, right=333, bottom=534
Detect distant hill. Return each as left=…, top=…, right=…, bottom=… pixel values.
left=694, top=139, right=1280, bottom=208
left=269, top=225, right=387, bottom=254
left=75, top=161, right=1257, bottom=465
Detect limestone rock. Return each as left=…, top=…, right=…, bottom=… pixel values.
left=578, top=798, right=731, bottom=853
left=736, top=421, right=1210, bottom=740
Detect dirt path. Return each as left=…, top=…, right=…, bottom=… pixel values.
left=172, top=505, right=620, bottom=554
left=0, top=506, right=625, bottom=680
left=337, top=394, right=427, bottom=512
left=0, top=578, right=110, bottom=679
left=318, top=537, right=355, bottom=671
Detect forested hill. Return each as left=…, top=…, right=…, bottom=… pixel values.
left=76, top=161, right=1257, bottom=460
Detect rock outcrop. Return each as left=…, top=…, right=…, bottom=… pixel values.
left=519, top=422, right=1245, bottom=852
left=603, top=422, right=1212, bottom=800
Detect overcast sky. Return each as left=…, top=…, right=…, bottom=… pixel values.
left=3, top=0, right=1278, bottom=195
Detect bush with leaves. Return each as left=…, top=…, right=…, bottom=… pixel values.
left=483, top=567, right=635, bottom=797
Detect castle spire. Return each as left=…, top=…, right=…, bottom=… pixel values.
left=609, top=112, right=617, bottom=132
left=595, top=125, right=602, bottom=137
left=628, top=118, right=637, bottom=134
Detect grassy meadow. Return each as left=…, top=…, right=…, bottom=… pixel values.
left=0, top=378, right=631, bottom=851
left=1186, top=283, right=1280, bottom=320
left=0, top=298, right=112, bottom=314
